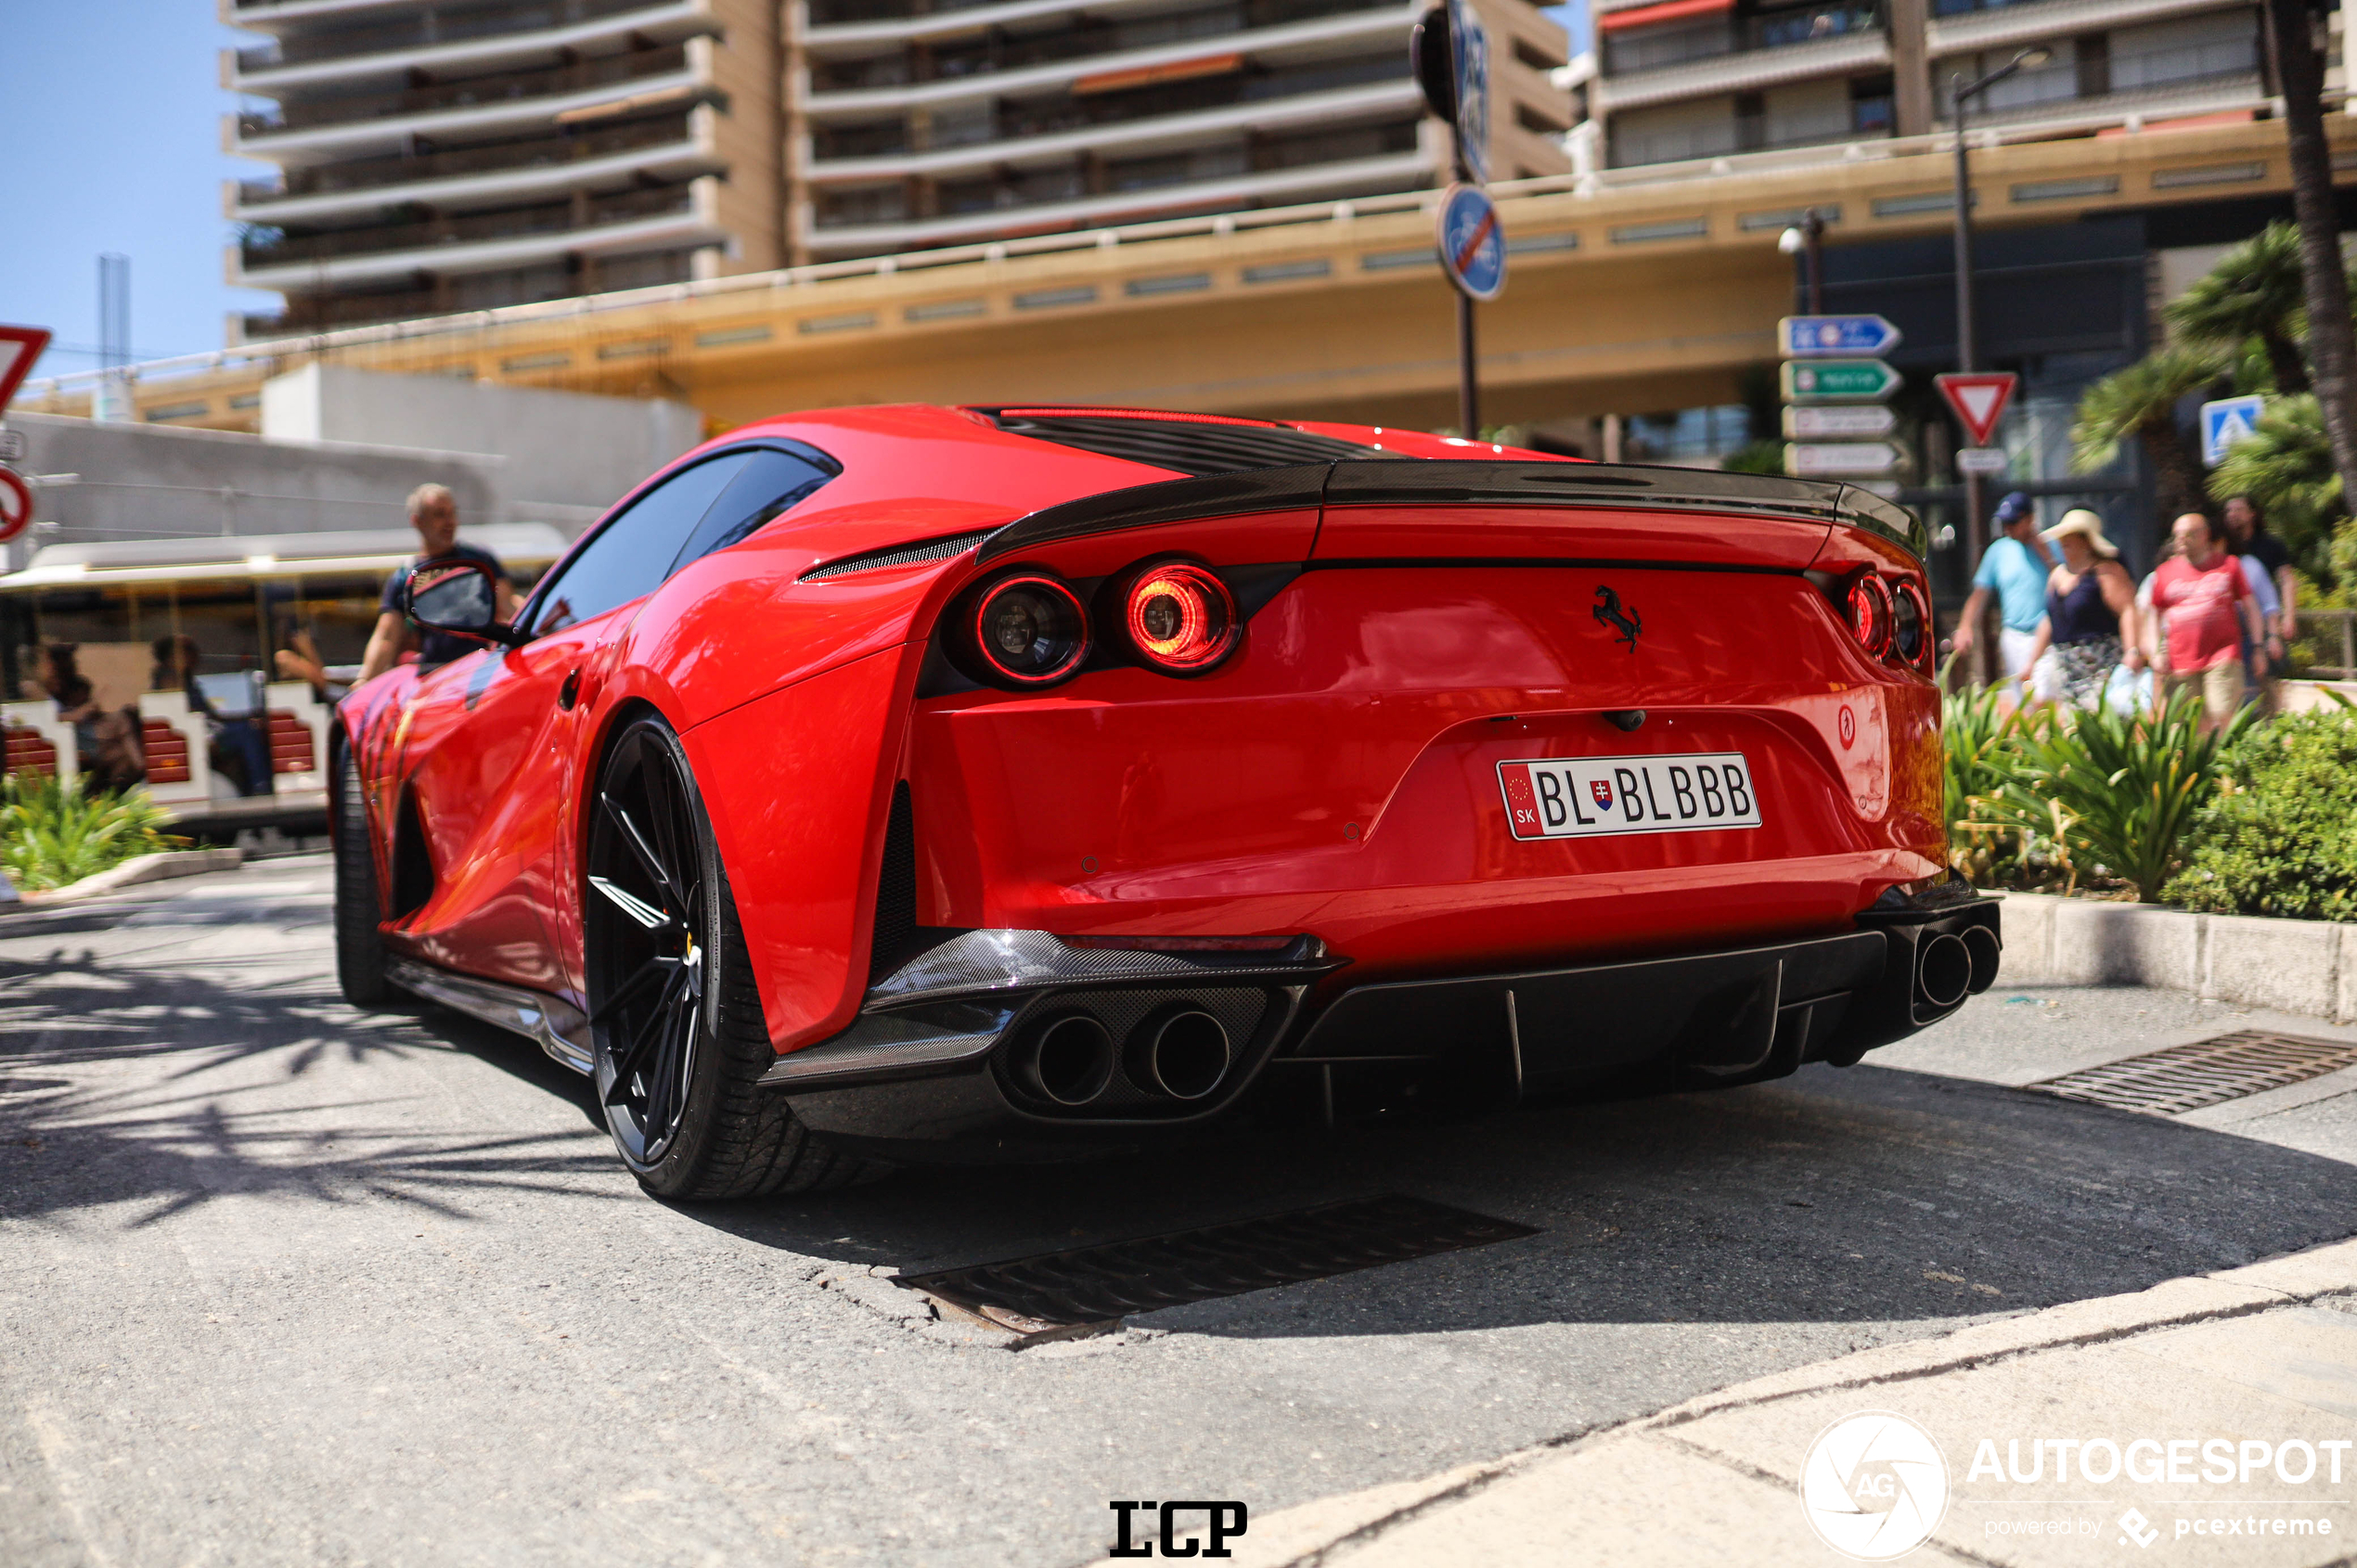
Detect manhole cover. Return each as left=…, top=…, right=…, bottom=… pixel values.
left=2030, top=1030, right=2357, bottom=1116
left=896, top=1193, right=1539, bottom=1330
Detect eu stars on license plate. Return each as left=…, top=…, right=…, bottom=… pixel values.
left=1497, top=752, right=1762, bottom=841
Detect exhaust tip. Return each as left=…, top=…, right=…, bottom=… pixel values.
left=1016, top=1013, right=1116, bottom=1106
left=1916, top=932, right=1973, bottom=1012
left=1131, top=1008, right=1231, bottom=1101
left=1961, top=924, right=2001, bottom=995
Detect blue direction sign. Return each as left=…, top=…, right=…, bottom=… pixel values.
left=1437, top=184, right=1504, bottom=302
left=2200, top=394, right=2265, bottom=468
left=1780, top=315, right=1902, bottom=357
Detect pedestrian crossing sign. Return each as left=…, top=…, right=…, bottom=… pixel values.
left=2200, top=395, right=2265, bottom=468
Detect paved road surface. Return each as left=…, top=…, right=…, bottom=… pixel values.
left=6, top=857, right=2356, bottom=1565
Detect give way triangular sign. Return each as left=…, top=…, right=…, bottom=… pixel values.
left=1935, top=371, right=2018, bottom=449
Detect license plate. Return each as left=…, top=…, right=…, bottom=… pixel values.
left=1498, top=752, right=1762, bottom=841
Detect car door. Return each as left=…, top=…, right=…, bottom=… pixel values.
left=400, top=452, right=758, bottom=991
left=403, top=443, right=840, bottom=999
left=533, top=443, right=838, bottom=993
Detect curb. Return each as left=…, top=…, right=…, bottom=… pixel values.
left=1175, top=1238, right=2357, bottom=1568
left=13, top=846, right=246, bottom=906
left=1997, top=892, right=2357, bottom=1022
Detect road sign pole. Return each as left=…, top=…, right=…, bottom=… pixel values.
left=1457, top=290, right=1478, bottom=439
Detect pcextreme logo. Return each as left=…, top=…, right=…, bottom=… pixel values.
left=1798, top=1410, right=1951, bottom=1561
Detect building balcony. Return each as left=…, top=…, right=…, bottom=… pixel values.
left=1606, top=113, right=1885, bottom=166
left=806, top=0, right=1385, bottom=76
left=228, top=0, right=711, bottom=90
left=233, top=246, right=697, bottom=340
left=235, top=41, right=698, bottom=148
left=804, top=6, right=1405, bottom=116
left=1926, top=0, right=2242, bottom=55
left=1598, top=25, right=1891, bottom=110
left=1934, top=36, right=2261, bottom=122
left=806, top=140, right=1426, bottom=254
left=233, top=178, right=720, bottom=289
left=231, top=109, right=717, bottom=223
left=807, top=62, right=1414, bottom=178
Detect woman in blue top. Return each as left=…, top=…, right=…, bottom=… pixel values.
left=2025, top=509, right=2143, bottom=710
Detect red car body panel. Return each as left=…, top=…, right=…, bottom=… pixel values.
left=340, top=404, right=1952, bottom=1086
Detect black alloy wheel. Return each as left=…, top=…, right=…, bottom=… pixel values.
left=331, top=738, right=392, bottom=1009
left=583, top=713, right=881, bottom=1199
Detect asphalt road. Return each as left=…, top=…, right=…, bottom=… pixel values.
left=6, top=857, right=2357, bottom=1566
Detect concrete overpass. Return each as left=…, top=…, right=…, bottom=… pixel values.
left=17, top=111, right=2345, bottom=441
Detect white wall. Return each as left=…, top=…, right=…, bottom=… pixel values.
left=263, top=365, right=702, bottom=533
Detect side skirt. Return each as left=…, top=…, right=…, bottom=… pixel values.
left=385, top=956, right=593, bottom=1075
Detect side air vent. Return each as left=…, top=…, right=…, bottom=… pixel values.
left=802, top=529, right=998, bottom=582
left=868, top=781, right=919, bottom=986
left=982, top=408, right=1395, bottom=478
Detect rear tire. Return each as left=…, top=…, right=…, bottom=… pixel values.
left=585, top=713, right=885, bottom=1200
left=331, top=739, right=392, bottom=1009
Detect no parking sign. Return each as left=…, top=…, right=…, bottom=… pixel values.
left=1437, top=185, right=1504, bottom=302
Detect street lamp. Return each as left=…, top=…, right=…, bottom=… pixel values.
left=1950, top=45, right=2051, bottom=683
left=1778, top=207, right=1827, bottom=315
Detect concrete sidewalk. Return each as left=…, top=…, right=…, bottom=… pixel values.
left=1196, top=1241, right=2357, bottom=1566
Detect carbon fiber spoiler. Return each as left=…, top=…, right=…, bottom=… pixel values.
left=975, top=460, right=1926, bottom=565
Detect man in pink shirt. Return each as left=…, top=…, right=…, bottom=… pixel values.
left=2144, top=510, right=2266, bottom=729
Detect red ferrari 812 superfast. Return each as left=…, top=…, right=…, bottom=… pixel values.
left=333, top=405, right=2000, bottom=1199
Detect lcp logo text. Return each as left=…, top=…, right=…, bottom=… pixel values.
left=1109, top=1500, right=1248, bottom=1558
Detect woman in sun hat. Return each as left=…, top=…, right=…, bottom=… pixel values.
left=2025, top=508, right=2143, bottom=711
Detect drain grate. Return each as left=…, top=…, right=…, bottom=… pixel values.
left=2030, top=1030, right=2357, bottom=1116
left=896, top=1193, right=1539, bottom=1330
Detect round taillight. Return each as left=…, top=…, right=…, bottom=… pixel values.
left=1122, top=561, right=1239, bottom=674
left=1847, top=574, right=1893, bottom=658
left=970, top=574, right=1088, bottom=686
left=1890, top=578, right=1927, bottom=666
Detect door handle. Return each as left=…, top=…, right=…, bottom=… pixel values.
left=558, top=669, right=580, bottom=711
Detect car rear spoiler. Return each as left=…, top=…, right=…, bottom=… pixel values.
left=975, top=460, right=1926, bottom=565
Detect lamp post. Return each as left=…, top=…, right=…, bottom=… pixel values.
left=1778, top=208, right=1826, bottom=315
left=1950, top=45, right=2050, bottom=684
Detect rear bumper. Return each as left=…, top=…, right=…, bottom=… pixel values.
left=764, top=891, right=2002, bottom=1160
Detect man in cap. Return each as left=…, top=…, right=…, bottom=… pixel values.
left=1951, top=491, right=2054, bottom=684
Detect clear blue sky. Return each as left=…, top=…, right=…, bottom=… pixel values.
left=0, top=1, right=1587, bottom=388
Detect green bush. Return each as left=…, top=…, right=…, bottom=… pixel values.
left=2166, top=709, right=2357, bottom=919
left=0, top=770, right=184, bottom=892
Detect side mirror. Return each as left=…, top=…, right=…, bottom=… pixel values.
left=403, top=557, right=525, bottom=649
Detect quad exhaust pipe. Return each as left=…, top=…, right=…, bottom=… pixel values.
left=1013, top=1014, right=1116, bottom=1106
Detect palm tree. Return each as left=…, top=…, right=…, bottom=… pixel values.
left=2164, top=221, right=2310, bottom=392
left=2264, top=0, right=2357, bottom=508
left=2072, top=345, right=2227, bottom=523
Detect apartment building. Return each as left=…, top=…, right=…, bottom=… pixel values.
left=795, top=0, right=1570, bottom=258
left=224, top=0, right=1571, bottom=334
left=225, top=0, right=779, bottom=339
left=1591, top=0, right=2268, bottom=170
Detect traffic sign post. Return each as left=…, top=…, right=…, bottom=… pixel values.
left=1412, top=6, right=1497, bottom=437
left=1779, top=315, right=1901, bottom=358
left=1782, top=359, right=1901, bottom=403
left=2201, top=394, right=2265, bottom=468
